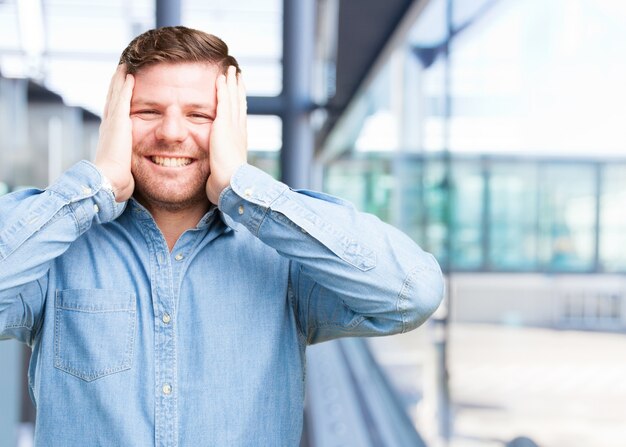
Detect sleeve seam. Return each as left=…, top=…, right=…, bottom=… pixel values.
left=30, top=278, right=48, bottom=344
left=397, top=265, right=428, bottom=333
left=287, top=266, right=308, bottom=344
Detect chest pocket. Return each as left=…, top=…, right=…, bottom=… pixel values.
left=54, top=289, right=136, bottom=382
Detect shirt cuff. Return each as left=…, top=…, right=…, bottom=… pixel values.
left=218, top=164, right=288, bottom=234
left=47, top=160, right=126, bottom=227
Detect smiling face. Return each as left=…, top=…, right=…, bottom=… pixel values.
left=130, top=62, right=219, bottom=212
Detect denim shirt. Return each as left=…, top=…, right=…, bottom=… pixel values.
left=0, top=161, right=444, bottom=447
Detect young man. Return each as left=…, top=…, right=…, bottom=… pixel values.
left=0, top=26, right=443, bottom=446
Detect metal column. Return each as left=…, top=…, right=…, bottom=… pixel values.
left=280, top=0, right=316, bottom=189
left=156, top=0, right=181, bottom=28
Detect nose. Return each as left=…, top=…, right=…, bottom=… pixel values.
left=155, top=112, right=187, bottom=142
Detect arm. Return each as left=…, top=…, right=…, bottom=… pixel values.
left=219, top=166, right=444, bottom=344
left=0, top=163, right=122, bottom=343
left=208, top=68, right=443, bottom=344
left=0, top=65, right=134, bottom=344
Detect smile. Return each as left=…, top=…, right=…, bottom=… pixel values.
left=150, top=156, right=193, bottom=167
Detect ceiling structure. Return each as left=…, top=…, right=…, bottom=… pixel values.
left=0, top=0, right=422, bottom=142
left=321, top=0, right=418, bottom=144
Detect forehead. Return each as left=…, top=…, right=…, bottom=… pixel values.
left=132, top=62, right=219, bottom=102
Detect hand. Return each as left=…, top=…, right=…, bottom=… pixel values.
left=206, top=66, right=248, bottom=205
left=94, top=64, right=135, bottom=202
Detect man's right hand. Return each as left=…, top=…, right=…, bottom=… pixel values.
left=94, top=64, right=135, bottom=202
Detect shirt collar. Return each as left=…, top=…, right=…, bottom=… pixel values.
left=125, top=198, right=232, bottom=234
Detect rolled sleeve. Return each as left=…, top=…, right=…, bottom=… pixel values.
left=48, top=160, right=126, bottom=227
left=218, top=163, right=288, bottom=235
left=218, top=163, right=444, bottom=343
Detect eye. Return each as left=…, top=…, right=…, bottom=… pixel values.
left=132, top=109, right=160, bottom=119
left=188, top=113, right=212, bottom=123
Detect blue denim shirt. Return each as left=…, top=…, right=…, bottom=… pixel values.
left=0, top=161, right=443, bottom=446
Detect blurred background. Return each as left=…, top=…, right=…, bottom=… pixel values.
left=2, top=0, right=626, bottom=446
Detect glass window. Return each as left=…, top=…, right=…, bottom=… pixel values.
left=247, top=115, right=281, bottom=179
left=537, top=164, right=596, bottom=271
left=599, top=164, right=626, bottom=272
left=324, top=158, right=369, bottom=210
left=447, top=0, right=626, bottom=157
left=324, top=154, right=393, bottom=221
left=450, top=160, right=484, bottom=269
left=489, top=161, right=538, bottom=270
left=422, top=158, right=449, bottom=267
left=1, top=0, right=282, bottom=114
left=184, top=0, right=283, bottom=96
left=391, top=155, right=426, bottom=244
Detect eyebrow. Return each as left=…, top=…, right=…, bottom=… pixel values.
left=131, top=100, right=215, bottom=110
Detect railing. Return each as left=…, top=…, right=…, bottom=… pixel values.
left=304, top=337, right=427, bottom=447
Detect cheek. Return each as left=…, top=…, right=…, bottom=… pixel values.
left=131, top=119, right=153, bottom=146
left=192, top=126, right=211, bottom=152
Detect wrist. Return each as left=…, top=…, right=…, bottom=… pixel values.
left=100, top=174, right=116, bottom=200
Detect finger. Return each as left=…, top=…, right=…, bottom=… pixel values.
left=215, top=73, right=230, bottom=121
left=103, top=69, right=118, bottom=119
left=109, top=78, right=134, bottom=124
left=104, top=64, right=127, bottom=119
left=237, top=74, right=247, bottom=129
left=119, top=74, right=135, bottom=116
left=227, top=66, right=239, bottom=122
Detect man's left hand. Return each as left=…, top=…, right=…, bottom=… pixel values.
left=206, top=65, right=248, bottom=205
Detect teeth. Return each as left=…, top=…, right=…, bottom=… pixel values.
left=151, top=156, right=193, bottom=167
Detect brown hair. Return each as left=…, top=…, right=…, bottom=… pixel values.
left=119, top=26, right=240, bottom=74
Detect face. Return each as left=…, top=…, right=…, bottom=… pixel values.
left=130, top=62, right=219, bottom=212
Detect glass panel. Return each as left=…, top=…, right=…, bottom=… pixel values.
left=247, top=115, right=281, bottom=179
left=324, top=157, right=369, bottom=210
left=537, top=164, right=596, bottom=271
left=184, top=0, right=282, bottom=96
left=450, top=160, right=483, bottom=269
left=489, top=161, right=538, bottom=270
left=2, top=0, right=282, bottom=114
left=408, top=0, right=447, bottom=47
left=421, top=55, right=447, bottom=153
left=447, top=0, right=626, bottom=157
left=324, top=154, right=393, bottom=220
left=423, top=158, right=448, bottom=267
left=0, top=2, right=21, bottom=49
left=600, top=164, right=626, bottom=272
left=0, top=182, right=9, bottom=196
left=392, top=155, right=425, bottom=244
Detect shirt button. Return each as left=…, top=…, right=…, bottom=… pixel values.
left=238, top=205, right=245, bottom=215
left=174, top=253, right=184, bottom=261
left=244, top=188, right=253, bottom=198
left=93, top=204, right=100, bottom=213
left=81, top=186, right=92, bottom=194
left=162, top=383, right=172, bottom=395
left=162, top=313, right=171, bottom=324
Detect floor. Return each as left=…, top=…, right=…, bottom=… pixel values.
left=369, top=323, right=626, bottom=447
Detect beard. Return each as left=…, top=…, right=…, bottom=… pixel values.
left=131, top=142, right=211, bottom=213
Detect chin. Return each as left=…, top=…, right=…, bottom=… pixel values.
left=134, top=183, right=209, bottom=212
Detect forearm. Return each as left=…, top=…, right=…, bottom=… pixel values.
left=219, top=164, right=444, bottom=340
left=0, top=160, right=123, bottom=290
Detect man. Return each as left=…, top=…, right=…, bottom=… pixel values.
left=0, top=26, right=443, bottom=446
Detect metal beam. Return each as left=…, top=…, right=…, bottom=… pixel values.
left=280, top=0, right=316, bottom=189
left=156, top=0, right=181, bottom=28
left=247, top=96, right=284, bottom=116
